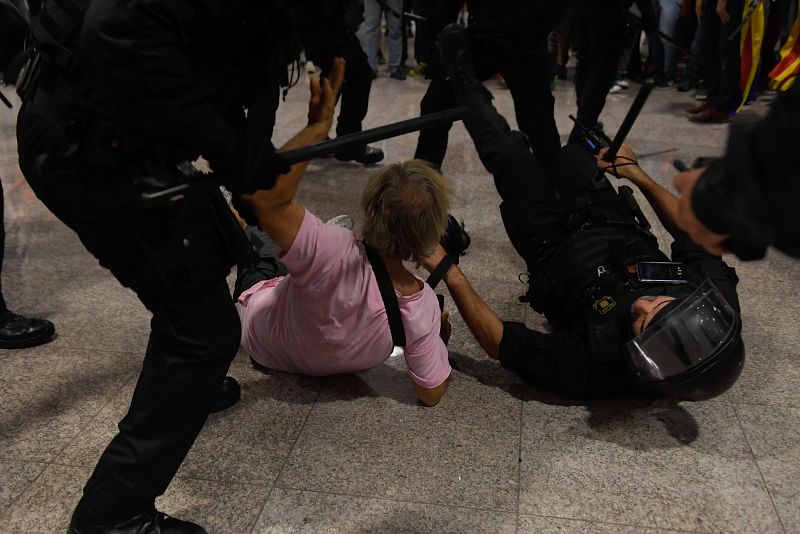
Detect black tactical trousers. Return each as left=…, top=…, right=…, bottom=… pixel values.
left=305, top=34, right=374, bottom=153
left=0, top=179, right=6, bottom=312
left=16, top=105, right=240, bottom=520
left=699, top=0, right=743, bottom=113
left=414, top=33, right=561, bottom=170
left=570, top=9, right=629, bottom=142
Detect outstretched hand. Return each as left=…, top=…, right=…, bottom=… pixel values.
left=307, top=57, right=346, bottom=135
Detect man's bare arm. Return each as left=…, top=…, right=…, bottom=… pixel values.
left=421, top=246, right=504, bottom=360
left=597, top=145, right=683, bottom=238
left=244, top=58, right=346, bottom=252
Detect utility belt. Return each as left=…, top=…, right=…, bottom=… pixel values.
left=523, top=186, right=660, bottom=316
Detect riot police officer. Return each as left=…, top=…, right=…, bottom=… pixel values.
left=15, top=0, right=304, bottom=531
left=423, top=26, right=744, bottom=400
left=302, top=0, right=384, bottom=163
left=414, top=0, right=570, bottom=170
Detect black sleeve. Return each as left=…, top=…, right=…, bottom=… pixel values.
left=690, top=82, right=800, bottom=258
left=671, top=236, right=741, bottom=313
left=499, top=321, right=633, bottom=398
left=77, top=0, right=248, bottom=181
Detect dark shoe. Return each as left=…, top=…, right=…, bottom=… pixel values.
left=0, top=310, right=55, bottom=349
left=335, top=145, right=385, bottom=165
left=437, top=23, right=482, bottom=93
left=68, top=502, right=207, bottom=534
left=677, top=78, right=695, bottom=92
left=686, top=100, right=711, bottom=115
left=389, top=67, right=407, bottom=81
left=209, top=376, right=241, bottom=413
left=370, top=69, right=378, bottom=80
left=688, top=106, right=730, bottom=123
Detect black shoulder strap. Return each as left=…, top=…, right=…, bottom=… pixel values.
left=363, top=242, right=406, bottom=349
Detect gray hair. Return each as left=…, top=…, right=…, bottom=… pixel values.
left=361, top=160, right=454, bottom=261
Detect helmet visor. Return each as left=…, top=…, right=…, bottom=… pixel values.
left=626, top=280, right=738, bottom=381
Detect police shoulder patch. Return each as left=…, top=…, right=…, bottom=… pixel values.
left=593, top=296, right=617, bottom=315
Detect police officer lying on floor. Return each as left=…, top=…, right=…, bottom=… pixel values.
left=234, top=61, right=452, bottom=408
left=15, top=0, right=306, bottom=532
left=420, top=25, right=745, bottom=400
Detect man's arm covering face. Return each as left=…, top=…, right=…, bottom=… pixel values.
left=691, top=82, right=800, bottom=258
left=78, top=0, right=253, bottom=184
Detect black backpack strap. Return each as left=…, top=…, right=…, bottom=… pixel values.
left=363, top=242, right=406, bottom=349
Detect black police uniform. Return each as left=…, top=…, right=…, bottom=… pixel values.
left=691, top=80, right=800, bottom=259
left=15, top=0, right=294, bottom=522
left=302, top=0, right=378, bottom=161
left=569, top=0, right=660, bottom=143
left=414, top=0, right=569, bottom=169
left=459, top=87, right=741, bottom=398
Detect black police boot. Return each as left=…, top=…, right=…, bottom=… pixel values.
left=335, top=145, right=385, bottom=165
left=0, top=310, right=55, bottom=349
left=67, top=501, right=207, bottom=534
left=209, top=376, right=241, bottom=413
left=437, top=24, right=484, bottom=95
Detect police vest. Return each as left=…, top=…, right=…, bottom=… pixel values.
left=531, top=224, right=703, bottom=370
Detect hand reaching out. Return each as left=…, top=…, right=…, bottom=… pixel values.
left=307, top=57, right=346, bottom=135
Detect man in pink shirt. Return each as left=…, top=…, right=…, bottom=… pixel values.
left=236, top=59, right=452, bottom=406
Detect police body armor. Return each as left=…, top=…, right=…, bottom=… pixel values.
left=528, top=188, right=700, bottom=385
left=16, top=0, right=304, bottom=290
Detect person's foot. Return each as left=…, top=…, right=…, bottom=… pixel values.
left=370, top=69, right=378, bottom=80
left=616, top=78, right=630, bottom=89
left=0, top=310, right=55, bottom=349
left=437, top=23, right=481, bottom=93
left=209, top=377, right=241, bottom=413
left=688, top=106, right=730, bottom=123
left=390, top=67, right=407, bottom=80
left=686, top=100, right=711, bottom=115
left=335, top=145, right=385, bottom=165
left=305, top=60, right=316, bottom=74
left=325, top=215, right=354, bottom=230
left=677, top=78, right=695, bottom=92
left=694, top=81, right=708, bottom=100
left=68, top=501, right=207, bottom=534
left=609, top=83, right=624, bottom=94
left=408, top=62, right=427, bottom=78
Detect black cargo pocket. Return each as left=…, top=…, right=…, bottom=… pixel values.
left=133, top=189, right=234, bottom=294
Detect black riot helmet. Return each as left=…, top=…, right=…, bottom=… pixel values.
left=626, top=280, right=745, bottom=400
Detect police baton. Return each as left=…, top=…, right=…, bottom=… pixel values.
left=602, top=81, right=656, bottom=165
left=281, top=106, right=469, bottom=164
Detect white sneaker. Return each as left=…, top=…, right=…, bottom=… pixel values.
left=617, top=79, right=630, bottom=89
left=325, top=215, right=354, bottom=230
left=609, top=84, right=623, bottom=94
left=306, top=61, right=317, bottom=74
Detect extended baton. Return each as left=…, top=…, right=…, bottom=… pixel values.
left=602, top=81, right=656, bottom=164
left=0, top=91, right=12, bottom=109
left=281, top=106, right=469, bottom=164
left=627, top=12, right=700, bottom=62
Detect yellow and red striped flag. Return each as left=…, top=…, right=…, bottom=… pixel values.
left=769, top=2, right=800, bottom=91
left=739, top=0, right=766, bottom=111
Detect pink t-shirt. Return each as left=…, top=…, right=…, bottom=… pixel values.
left=236, top=210, right=451, bottom=389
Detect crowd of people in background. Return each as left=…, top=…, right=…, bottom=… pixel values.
left=360, top=0, right=798, bottom=125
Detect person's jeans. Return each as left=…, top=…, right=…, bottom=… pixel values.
left=658, top=0, right=682, bottom=77
left=364, top=0, right=404, bottom=71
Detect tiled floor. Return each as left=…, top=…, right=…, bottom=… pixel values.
left=1, top=69, right=798, bottom=533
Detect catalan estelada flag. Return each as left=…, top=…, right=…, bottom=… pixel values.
left=769, top=3, right=800, bottom=91
left=738, top=0, right=766, bottom=111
